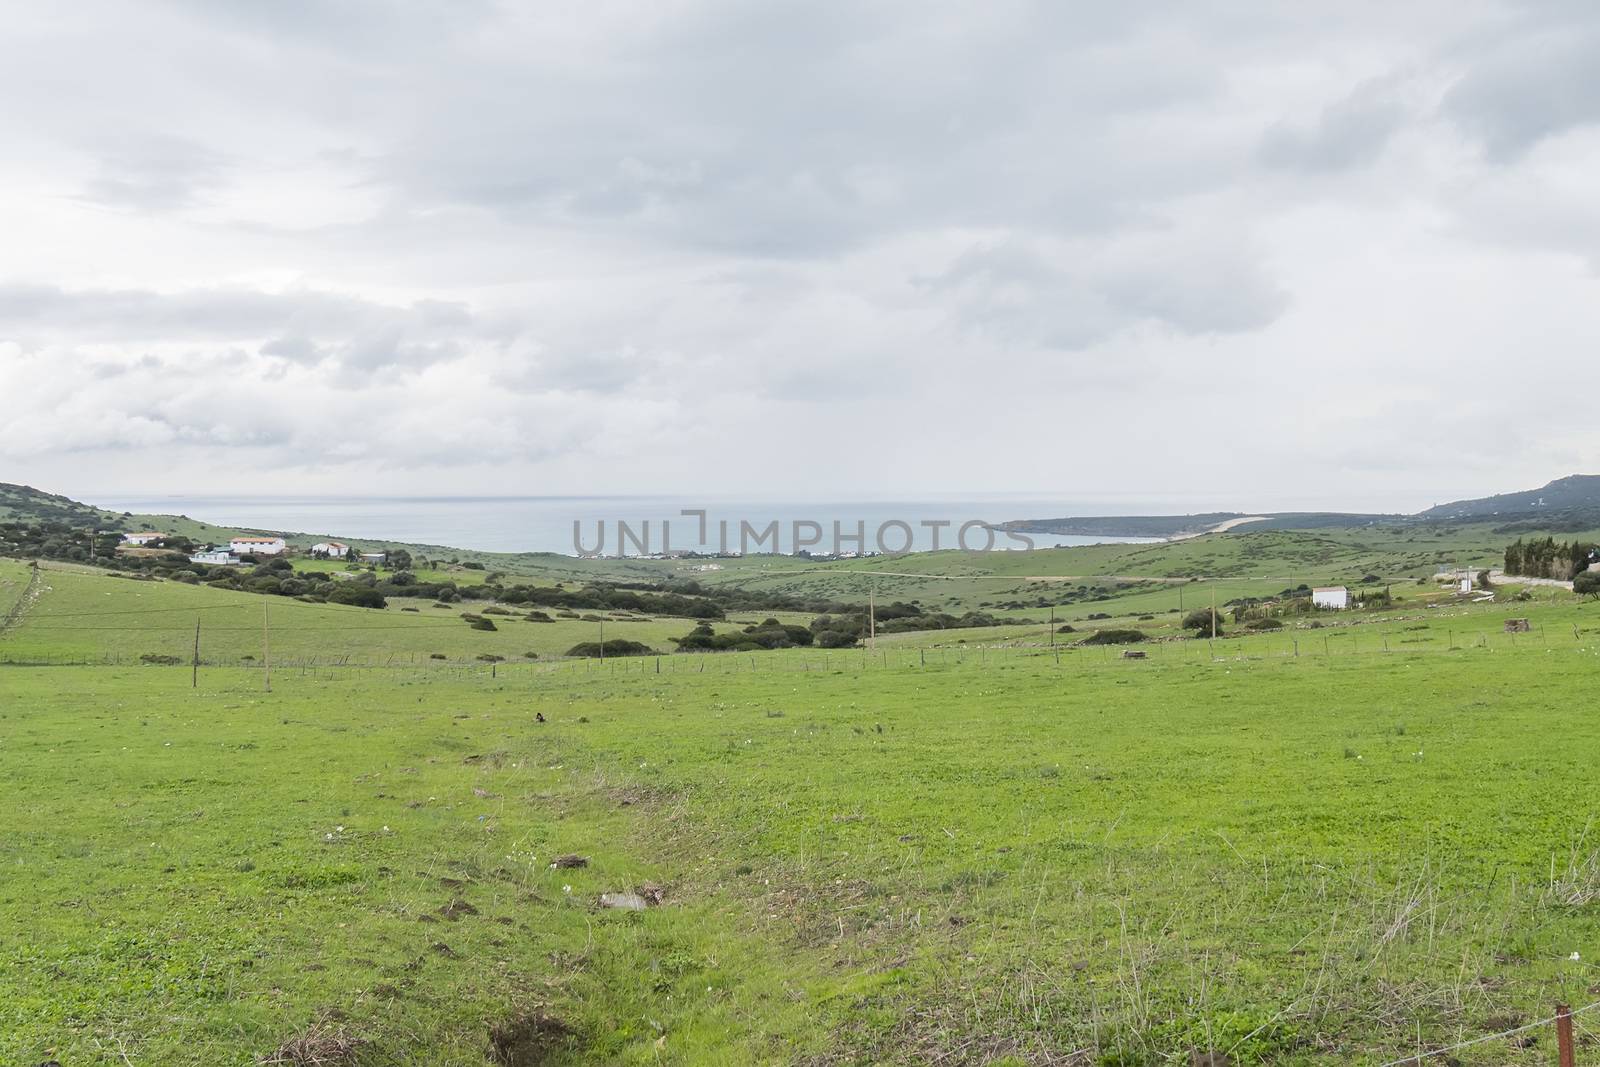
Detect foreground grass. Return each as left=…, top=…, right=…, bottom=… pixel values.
left=7, top=603, right=1600, bottom=1063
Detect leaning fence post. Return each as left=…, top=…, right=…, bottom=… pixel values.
left=1557, top=1003, right=1574, bottom=1067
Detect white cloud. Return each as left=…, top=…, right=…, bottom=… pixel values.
left=0, top=0, right=1598, bottom=508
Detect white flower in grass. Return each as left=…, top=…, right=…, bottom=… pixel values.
left=562, top=884, right=572, bottom=894
left=1572, top=951, right=1582, bottom=961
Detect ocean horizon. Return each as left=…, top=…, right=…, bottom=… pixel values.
left=90, top=493, right=1170, bottom=555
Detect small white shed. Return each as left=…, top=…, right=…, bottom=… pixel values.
left=1312, top=586, right=1349, bottom=610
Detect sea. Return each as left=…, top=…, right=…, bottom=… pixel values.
left=93, top=494, right=1166, bottom=556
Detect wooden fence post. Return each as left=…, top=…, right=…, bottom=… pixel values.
left=1556, top=1003, right=1574, bottom=1067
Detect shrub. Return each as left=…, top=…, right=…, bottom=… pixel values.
left=326, top=584, right=387, bottom=609
left=1080, top=628, right=1146, bottom=645
left=1576, top=570, right=1600, bottom=598
left=565, top=639, right=652, bottom=658
left=1246, top=618, right=1284, bottom=631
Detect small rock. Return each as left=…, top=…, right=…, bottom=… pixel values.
left=599, top=891, right=648, bottom=911
left=550, top=854, right=588, bottom=869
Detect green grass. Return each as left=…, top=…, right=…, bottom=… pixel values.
left=7, top=559, right=1600, bottom=1063
left=0, top=564, right=791, bottom=666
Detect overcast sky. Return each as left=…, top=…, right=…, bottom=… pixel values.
left=2, top=1, right=1598, bottom=513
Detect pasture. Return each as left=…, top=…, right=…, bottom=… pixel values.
left=5, top=557, right=1600, bottom=1064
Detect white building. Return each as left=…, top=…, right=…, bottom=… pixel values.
left=310, top=541, right=350, bottom=558
left=122, top=532, right=165, bottom=546
left=359, top=551, right=387, bottom=564
left=1312, top=586, right=1349, bottom=610
left=229, top=536, right=287, bottom=556
left=190, top=550, right=235, bottom=565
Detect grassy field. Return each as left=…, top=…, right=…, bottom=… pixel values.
left=0, top=561, right=818, bottom=667
left=636, top=524, right=1577, bottom=618
left=6, top=555, right=1600, bottom=1064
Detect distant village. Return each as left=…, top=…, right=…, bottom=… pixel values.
left=119, top=531, right=388, bottom=567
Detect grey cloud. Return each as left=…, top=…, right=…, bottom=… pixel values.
left=1259, top=88, right=1405, bottom=172
left=921, top=229, right=1287, bottom=349
left=78, top=132, right=230, bottom=211
left=1444, top=11, right=1600, bottom=159
left=363, top=2, right=1234, bottom=258
left=0, top=284, right=480, bottom=376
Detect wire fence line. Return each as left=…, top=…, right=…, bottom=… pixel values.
left=0, top=623, right=1590, bottom=680
left=1374, top=998, right=1597, bottom=1067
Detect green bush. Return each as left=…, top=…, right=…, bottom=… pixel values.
left=325, top=584, right=386, bottom=609
left=565, top=639, right=653, bottom=658
left=1080, top=628, right=1146, bottom=645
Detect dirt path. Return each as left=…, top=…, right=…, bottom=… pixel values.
left=0, top=565, right=43, bottom=634
left=1488, top=569, right=1574, bottom=591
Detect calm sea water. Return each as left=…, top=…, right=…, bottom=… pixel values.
left=95, top=494, right=1165, bottom=555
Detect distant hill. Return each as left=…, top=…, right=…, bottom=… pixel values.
left=1419, top=475, right=1600, bottom=522
left=0, top=483, right=123, bottom=527
left=1006, top=475, right=1600, bottom=540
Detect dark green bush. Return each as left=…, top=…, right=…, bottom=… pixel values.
left=1080, top=628, right=1146, bottom=645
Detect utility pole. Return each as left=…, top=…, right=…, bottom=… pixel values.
left=192, top=617, right=200, bottom=689
left=1049, top=604, right=1056, bottom=650
left=1210, top=587, right=1217, bottom=641
left=868, top=584, right=877, bottom=652
left=598, top=617, right=605, bottom=663
left=263, top=603, right=271, bottom=693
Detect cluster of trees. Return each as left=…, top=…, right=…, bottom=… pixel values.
left=1504, top=538, right=1595, bottom=581
left=673, top=619, right=815, bottom=652
left=190, top=557, right=389, bottom=608
left=1, top=521, right=161, bottom=568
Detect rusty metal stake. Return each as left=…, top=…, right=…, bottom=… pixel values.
left=1557, top=1003, right=1575, bottom=1067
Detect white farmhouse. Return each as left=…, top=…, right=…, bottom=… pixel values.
left=1312, top=586, right=1349, bottom=610
left=229, top=536, right=287, bottom=556
left=310, top=541, right=350, bottom=558
left=122, top=532, right=165, bottom=546
left=359, top=551, right=387, bottom=564
left=190, top=550, right=235, bottom=565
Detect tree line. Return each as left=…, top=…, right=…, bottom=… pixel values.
left=1503, top=537, right=1595, bottom=581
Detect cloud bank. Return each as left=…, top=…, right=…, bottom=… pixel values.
left=2, top=1, right=1599, bottom=509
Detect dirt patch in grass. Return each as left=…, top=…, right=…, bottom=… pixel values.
left=257, top=1012, right=364, bottom=1065
left=488, top=1012, right=579, bottom=1066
